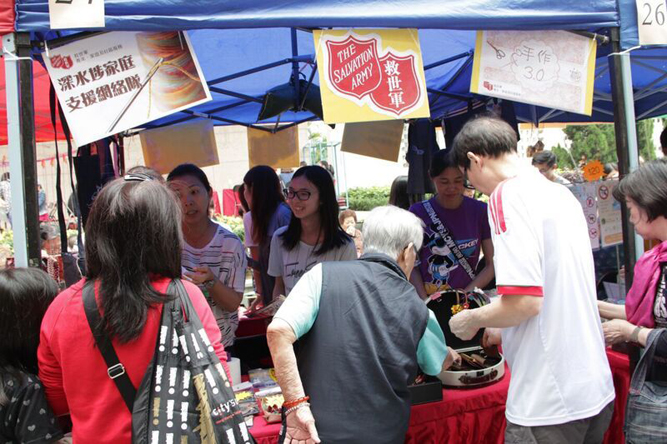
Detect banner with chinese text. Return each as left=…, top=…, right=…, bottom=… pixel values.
left=44, top=31, right=211, bottom=147
left=313, top=29, right=430, bottom=123
left=470, top=31, right=596, bottom=116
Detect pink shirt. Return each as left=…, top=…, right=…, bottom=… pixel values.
left=38, top=277, right=229, bottom=444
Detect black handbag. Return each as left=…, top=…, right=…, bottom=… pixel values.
left=83, top=279, right=254, bottom=444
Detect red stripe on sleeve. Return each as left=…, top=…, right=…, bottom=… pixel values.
left=498, top=286, right=544, bottom=296
left=495, top=181, right=507, bottom=233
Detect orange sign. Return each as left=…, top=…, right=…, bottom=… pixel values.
left=582, top=160, right=606, bottom=182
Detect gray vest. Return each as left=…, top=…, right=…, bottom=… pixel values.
left=296, top=253, right=429, bottom=443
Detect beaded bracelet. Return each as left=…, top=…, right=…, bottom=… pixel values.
left=284, top=402, right=311, bottom=416
left=283, top=395, right=310, bottom=409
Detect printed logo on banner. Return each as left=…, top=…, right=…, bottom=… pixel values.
left=325, top=35, right=382, bottom=100
left=369, top=52, right=422, bottom=116
left=315, top=29, right=430, bottom=123
left=50, top=55, right=74, bottom=70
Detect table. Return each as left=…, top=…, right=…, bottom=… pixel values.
left=248, top=349, right=631, bottom=444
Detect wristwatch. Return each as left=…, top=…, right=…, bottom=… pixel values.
left=203, top=279, right=217, bottom=290
left=630, top=326, right=645, bottom=343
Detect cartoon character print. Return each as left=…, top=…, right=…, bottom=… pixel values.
left=423, top=231, right=459, bottom=294
left=422, top=223, right=479, bottom=295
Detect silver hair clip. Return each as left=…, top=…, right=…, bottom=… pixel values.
left=123, top=173, right=154, bottom=182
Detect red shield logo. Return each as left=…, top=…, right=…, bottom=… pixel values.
left=326, top=35, right=382, bottom=100
left=50, top=55, right=74, bottom=70
left=369, top=52, right=422, bottom=116
left=50, top=55, right=63, bottom=69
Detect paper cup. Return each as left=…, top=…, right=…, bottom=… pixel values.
left=228, top=357, right=242, bottom=386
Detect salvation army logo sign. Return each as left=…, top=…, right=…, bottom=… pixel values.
left=50, top=54, right=74, bottom=70
left=319, top=31, right=426, bottom=119
left=326, top=36, right=382, bottom=100
left=370, top=53, right=422, bottom=115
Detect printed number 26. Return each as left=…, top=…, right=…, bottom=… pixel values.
left=643, top=1, right=666, bottom=26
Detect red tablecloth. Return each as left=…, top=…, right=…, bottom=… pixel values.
left=236, top=315, right=272, bottom=338
left=248, top=349, right=632, bottom=444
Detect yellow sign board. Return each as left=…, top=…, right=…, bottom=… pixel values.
left=247, top=126, right=300, bottom=169
left=314, top=29, right=430, bottom=124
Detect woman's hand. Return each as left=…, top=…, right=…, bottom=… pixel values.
left=285, top=405, right=320, bottom=444
left=183, top=266, right=215, bottom=286
left=442, top=347, right=461, bottom=370
left=602, top=319, right=634, bottom=346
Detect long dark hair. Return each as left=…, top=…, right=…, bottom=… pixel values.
left=0, top=268, right=58, bottom=404
left=281, top=166, right=350, bottom=255
left=244, top=166, right=285, bottom=246
left=388, top=175, right=409, bottom=210
left=85, top=178, right=182, bottom=343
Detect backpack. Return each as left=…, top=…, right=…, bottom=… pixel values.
left=83, top=279, right=254, bottom=444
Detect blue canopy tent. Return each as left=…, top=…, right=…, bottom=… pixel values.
left=4, top=0, right=649, bottom=278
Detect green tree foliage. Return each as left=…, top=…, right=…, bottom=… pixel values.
left=348, top=187, right=390, bottom=211
left=563, top=120, right=657, bottom=164
left=551, top=144, right=576, bottom=169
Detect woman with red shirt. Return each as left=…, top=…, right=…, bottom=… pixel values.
left=37, top=173, right=229, bottom=444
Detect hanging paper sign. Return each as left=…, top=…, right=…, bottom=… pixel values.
left=140, top=119, right=219, bottom=174
left=637, top=0, right=667, bottom=45
left=471, top=31, right=596, bottom=116
left=49, top=0, right=105, bottom=30
left=597, top=180, right=623, bottom=247
left=247, top=126, right=300, bottom=169
left=341, top=120, right=404, bottom=162
left=568, top=182, right=600, bottom=250
left=44, top=31, right=211, bottom=148
left=583, top=160, right=606, bottom=182
left=314, top=29, right=430, bottom=123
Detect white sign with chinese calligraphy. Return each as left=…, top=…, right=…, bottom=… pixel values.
left=49, top=0, right=105, bottom=30
left=597, top=180, right=623, bottom=247
left=44, top=31, right=211, bottom=147
left=637, top=0, right=667, bottom=45
left=470, top=31, right=597, bottom=116
left=568, top=182, right=600, bottom=250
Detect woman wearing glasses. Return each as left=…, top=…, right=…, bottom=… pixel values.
left=409, top=150, right=495, bottom=298
left=242, top=166, right=292, bottom=306
left=268, top=165, right=356, bottom=298
left=167, top=164, right=247, bottom=352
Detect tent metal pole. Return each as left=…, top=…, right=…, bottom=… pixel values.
left=609, top=27, right=642, bottom=288
left=2, top=33, right=40, bottom=267
left=291, top=28, right=301, bottom=110
left=207, top=55, right=312, bottom=85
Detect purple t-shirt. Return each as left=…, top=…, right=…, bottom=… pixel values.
left=409, top=196, right=491, bottom=293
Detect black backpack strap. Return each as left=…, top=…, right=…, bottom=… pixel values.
left=82, top=280, right=136, bottom=411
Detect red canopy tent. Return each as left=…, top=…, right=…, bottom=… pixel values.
left=0, top=0, right=67, bottom=145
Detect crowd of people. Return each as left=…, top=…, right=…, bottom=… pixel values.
left=2, top=120, right=667, bottom=443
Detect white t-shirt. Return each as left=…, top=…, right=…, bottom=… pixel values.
left=182, top=222, right=247, bottom=348
left=490, top=168, right=614, bottom=427
left=267, top=226, right=357, bottom=295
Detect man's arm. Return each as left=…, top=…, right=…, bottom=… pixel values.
left=267, top=319, right=306, bottom=401
left=450, top=294, right=542, bottom=340
left=410, top=268, right=429, bottom=300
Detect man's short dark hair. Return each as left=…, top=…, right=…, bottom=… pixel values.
left=612, top=158, right=667, bottom=222
left=452, top=115, right=518, bottom=170
left=660, top=127, right=667, bottom=149
left=532, top=151, right=557, bottom=168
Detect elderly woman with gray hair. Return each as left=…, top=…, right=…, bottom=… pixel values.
left=267, top=205, right=459, bottom=444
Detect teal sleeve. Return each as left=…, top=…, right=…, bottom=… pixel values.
left=417, top=310, right=449, bottom=376
left=272, top=264, right=322, bottom=339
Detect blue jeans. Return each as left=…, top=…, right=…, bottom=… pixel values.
left=625, top=329, right=667, bottom=443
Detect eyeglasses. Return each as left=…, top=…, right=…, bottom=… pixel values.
left=284, top=189, right=312, bottom=201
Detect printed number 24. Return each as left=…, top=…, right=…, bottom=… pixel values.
left=643, top=1, right=666, bottom=26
